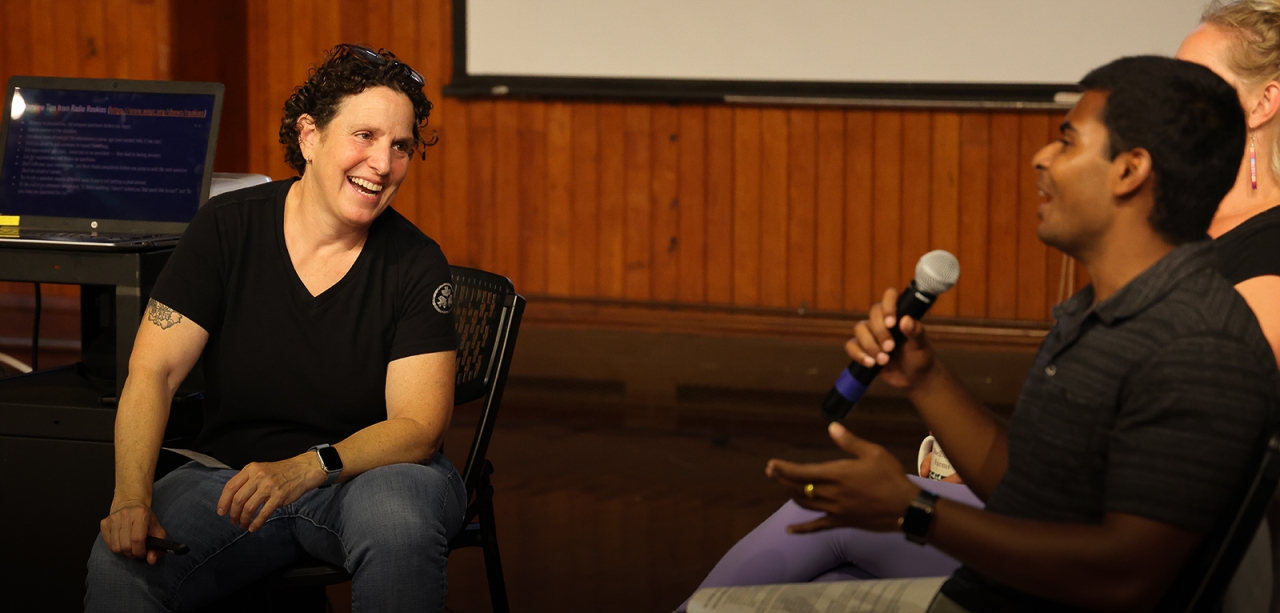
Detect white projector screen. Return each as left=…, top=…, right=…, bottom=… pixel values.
left=446, top=0, right=1212, bottom=107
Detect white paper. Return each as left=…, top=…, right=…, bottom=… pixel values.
left=162, top=447, right=231, bottom=470
left=688, top=577, right=947, bottom=613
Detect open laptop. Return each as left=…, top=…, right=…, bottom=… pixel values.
left=0, top=76, right=224, bottom=250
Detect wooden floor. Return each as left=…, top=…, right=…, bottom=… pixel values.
left=317, top=395, right=937, bottom=613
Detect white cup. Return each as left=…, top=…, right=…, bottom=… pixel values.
left=917, top=435, right=956, bottom=480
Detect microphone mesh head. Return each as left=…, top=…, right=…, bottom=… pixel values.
left=914, top=250, right=960, bottom=295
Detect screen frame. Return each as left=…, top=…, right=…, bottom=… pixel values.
left=443, top=0, right=1082, bottom=108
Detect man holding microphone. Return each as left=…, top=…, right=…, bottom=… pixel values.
left=761, top=55, right=1280, bottom=613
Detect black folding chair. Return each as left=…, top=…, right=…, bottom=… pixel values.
left=1160, top=431, right=1280, bottom=612
left=440, top=265, right=524, bottom=613
left=201, top=266, right=523, bottom=613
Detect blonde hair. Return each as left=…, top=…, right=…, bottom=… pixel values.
left=1203, top=0, right=1280, bottom=179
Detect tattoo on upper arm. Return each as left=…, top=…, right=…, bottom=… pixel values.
left=146, top=299, right=183, bottom=330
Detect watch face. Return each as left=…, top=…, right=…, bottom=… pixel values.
left=903, top=505, right=929, bottom=534
left=317, top=445, right=343, bottom=471
left=902, top=490, right=938, bottom=544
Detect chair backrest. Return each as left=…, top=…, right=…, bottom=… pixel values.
left=1161, top=431, right=1280, bottom=612
left=449, top=265, right=525, bottom=499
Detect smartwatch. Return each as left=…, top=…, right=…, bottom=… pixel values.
left=309, top=444, right=343, bottom=487
left=900, top=489, right=940, bottom=545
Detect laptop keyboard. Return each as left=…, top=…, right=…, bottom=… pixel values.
left=13, top=230, right=174, bottom=242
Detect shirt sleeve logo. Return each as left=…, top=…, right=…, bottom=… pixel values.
left=432, top=282, right=454, bottom=314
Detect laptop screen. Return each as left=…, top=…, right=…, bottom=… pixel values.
left=0, top=77, right=223, bottom=227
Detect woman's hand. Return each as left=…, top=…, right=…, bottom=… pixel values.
left=766, top=422, right=921, bottom=534
left=846, top=288, right=939, bottom=392
left=217, top=454, right=325, bottom=532
left=101, top=499, right=167, bottom=565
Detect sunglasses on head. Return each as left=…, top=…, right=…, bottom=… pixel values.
left=338, top=44, right=425, bottom=88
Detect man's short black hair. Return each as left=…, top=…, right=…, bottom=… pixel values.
left=1080, top=56, right=1245, bottom=244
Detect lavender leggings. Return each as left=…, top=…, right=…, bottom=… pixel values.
left=677, top=476, right=982, bottom=613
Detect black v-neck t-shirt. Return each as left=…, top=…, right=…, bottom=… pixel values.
left=1214, top=203, right=1280, bottom=284
left=150, top=178, right=457, bottom=468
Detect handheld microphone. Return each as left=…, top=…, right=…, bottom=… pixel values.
left=821, top=250, right=960, bottom=422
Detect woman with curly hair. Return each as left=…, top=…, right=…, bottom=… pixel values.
left=86, top=44, right=464, bottom=612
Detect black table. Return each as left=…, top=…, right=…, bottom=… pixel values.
left=0, top=245, right=196, bottom=612
left=0, top=245, right=175, bottom=395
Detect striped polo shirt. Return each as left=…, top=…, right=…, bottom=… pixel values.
left=941, top=240, right=1280, bottom=613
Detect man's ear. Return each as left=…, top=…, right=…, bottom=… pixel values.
left=297, top=114, right=318, bottom=162
left=1246, top=81, right=1280, bottom=129
left=1110, top=148, right=1153, bottom=200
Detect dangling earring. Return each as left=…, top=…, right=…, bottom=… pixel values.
left=1250, top=134, right=1258, bottom=190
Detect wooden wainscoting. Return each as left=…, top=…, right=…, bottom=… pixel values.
left=0, top=0, right=1084, bottom=331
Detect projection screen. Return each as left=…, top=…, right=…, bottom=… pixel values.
left=445, top=0, right=1212, bottom=108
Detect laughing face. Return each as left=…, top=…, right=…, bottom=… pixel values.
left=298, top=86, right=416, bottom=229
left=1031, top=90, right=1119, bottom=257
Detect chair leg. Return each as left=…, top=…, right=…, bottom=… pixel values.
left=478, top=483, right=510, bottom=613
left=482, top=531, right=510, bottom=613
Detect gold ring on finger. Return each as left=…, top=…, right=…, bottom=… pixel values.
left=803, top=483, right=816, bottom=498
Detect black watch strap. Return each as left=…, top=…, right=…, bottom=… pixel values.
left=900, top=489, right=940, bottom=545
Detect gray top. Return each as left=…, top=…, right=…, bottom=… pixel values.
left=941, top=241, right=1280, bottom=613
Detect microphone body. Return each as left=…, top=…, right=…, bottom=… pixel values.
left=820, top=250, right=959, bottom=421
left=821, top=281, right=939, bottom=421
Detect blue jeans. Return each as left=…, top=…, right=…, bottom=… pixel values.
left=85, top=455, right=466, bottom=612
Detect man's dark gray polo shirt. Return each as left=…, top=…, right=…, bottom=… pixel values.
left=941, top=241, right=1280, bottom=613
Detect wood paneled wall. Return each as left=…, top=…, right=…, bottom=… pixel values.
left=241, top=0, right=1076, bottom=322
left=0, top=0, right=171, bottom=82
left=1, top=0, right=1080, bottom=325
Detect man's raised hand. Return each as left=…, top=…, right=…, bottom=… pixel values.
left=766, top=422, right=921, bottom=534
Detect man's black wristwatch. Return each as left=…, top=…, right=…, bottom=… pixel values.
left=309, top=444, right=343, bottom=487
left=900, top=489, right=940, bottom=545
